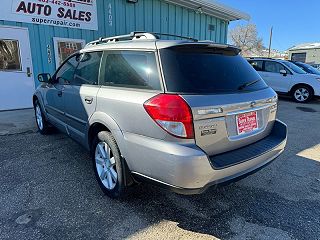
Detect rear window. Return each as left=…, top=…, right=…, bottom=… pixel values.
left=160, top=47, right=267, bottom=94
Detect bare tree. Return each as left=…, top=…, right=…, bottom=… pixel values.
left=229, top=23, right=263, bottom=57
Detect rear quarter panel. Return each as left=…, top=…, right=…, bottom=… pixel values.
left=94, top=87, right=167, bottom=166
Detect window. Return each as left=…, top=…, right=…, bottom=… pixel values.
left=248, top=60, right=263, bottom=71
left=208, top=24, right=215, bottom=31
left=282, top=61, right=306, bottom=74
left=160, top=47, right=267, bottom=94
left=297, top=62, right=320, bottom=75
left=74, top=51, right=102, bottom=85
left=54, top=54, right=79, bottom=84
left=264, top=61, right=286, bottom=73
left=102, top=51, right=161, bottom=90
left=0, top=39, right=21, bottom=71
left=53, top=38, right=85, bottom=68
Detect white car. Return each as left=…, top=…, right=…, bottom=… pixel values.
left=248, top=58, right=320, bottom=103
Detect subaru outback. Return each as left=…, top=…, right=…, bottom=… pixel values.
left=33, top=32, right=287, bottom=198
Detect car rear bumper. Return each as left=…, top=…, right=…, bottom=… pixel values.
left=126, top=120, right=287, bottom=194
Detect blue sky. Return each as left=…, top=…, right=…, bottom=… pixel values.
left=221, top=0, right=320, bottom=51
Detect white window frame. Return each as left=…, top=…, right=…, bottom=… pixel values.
left=53, top=37, right=85, bottom=69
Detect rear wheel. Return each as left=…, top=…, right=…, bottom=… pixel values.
left=91, top=131, right=129, bottom=198
left=34, top=100, right=50, bottom=134
left=292, top=85, right=313, bottom=103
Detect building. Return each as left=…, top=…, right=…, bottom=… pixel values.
left=288, top=43, right=320, bottom=65
left=0, top=0, right=248, bottom=111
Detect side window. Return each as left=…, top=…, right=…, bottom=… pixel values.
left=54, top=54, right=79, bottom=84
left=264, top=61, right=285, bottom=73
left=73, top=51, right=102, bottom=85
left=101, top=51, right=161, bottom=90
left=249, top=60, right=263, bottom=71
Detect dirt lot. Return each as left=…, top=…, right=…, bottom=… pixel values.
left=1, top=99, right=320, bottom=240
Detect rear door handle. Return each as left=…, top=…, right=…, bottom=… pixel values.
left=57, top=90, right=63, bottom=97
left=84, top=97, right=93, bottom=104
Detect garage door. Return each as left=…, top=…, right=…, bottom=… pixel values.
left=0, top=26, right=34, bottom=111
left=291, top=52, right=306, bottom=63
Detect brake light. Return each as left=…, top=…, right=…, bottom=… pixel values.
left=143, top=94, right=194, bottom=139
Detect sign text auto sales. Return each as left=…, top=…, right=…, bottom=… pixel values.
left=16, top=1, right=92, bottom=22
left=0, top=0, right=98, bottom=30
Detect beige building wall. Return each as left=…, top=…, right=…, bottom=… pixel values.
left=289, top=48, right=320, bottom=64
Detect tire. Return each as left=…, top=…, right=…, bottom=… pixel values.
left=34, top=100, right=50, bottom=134
left=91, top=131, right=130, bottom=198
left=291, top=85, right=314, bottom=103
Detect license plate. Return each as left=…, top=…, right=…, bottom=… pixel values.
left=236, top=111, right=258, bottom=135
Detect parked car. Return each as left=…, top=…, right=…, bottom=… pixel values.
left=33, top=32, right=287, bottom=198
left=310, top=63, right=320, bottom=70
left=248, top=58, right=320, bottom=103
left=289, top=61, right=320, bottom=75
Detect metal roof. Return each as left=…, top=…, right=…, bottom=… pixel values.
left=288, top=43, right=320, bottom=51
left=164, top=0, right=250, bottom=21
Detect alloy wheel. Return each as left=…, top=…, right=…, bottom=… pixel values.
left=35, top=104, right=43, bottom=130
left=95, top=142, right=118, bottom=190
left=294, top=88, right=309, bottom=102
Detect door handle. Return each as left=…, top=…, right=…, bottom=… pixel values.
left=84, top=97, right=93, bottom=104
left=57, top=90, right=63, bottom=97
left=27, top=67, right=32, bottom=77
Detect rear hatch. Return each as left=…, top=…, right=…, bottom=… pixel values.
left=159, top=43, right=278, bottom=156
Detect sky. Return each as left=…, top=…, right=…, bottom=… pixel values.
left=220, top=0, right=320, bottom=51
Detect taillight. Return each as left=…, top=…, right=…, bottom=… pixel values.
left=143, top=94, right=194, bottom=139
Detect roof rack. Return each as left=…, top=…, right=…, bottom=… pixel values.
left=152, top=32, right=198, bottom=42
left=85, top=31, right=197, bottom=47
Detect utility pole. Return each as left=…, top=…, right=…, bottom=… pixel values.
left=268, top=26, right=273, bottom=58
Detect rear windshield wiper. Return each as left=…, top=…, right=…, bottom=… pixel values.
left=238, top=79, right=260, bottom=90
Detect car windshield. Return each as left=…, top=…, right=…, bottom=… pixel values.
left=159, top=46, right=267, bottom=94
left=297, top=62, right=320, bottom=75
left=282, top=61, right=306, bottom=74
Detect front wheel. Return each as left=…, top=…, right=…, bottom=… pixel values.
left=292, top=86, right=313, bottom=103
left=91, top=131, right=130, bottom=198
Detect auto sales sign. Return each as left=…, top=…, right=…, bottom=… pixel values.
left=0, top=0, right=98, bottom=30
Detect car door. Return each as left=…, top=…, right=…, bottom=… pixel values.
left=261, top=61, right=292, bottom=93
left=63, top=51, right=102, bottom=144
left=44, top=54, right=79, bottom=132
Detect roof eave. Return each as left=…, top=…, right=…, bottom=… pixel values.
left=164, top=0, right=250, bottom=21
left=289, top=47, right=320, bottom=51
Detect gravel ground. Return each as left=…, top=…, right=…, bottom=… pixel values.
left=0, top=98, right=320, bottom=240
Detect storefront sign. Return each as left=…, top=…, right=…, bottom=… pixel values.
left=0, top=0, right=98, bottom=30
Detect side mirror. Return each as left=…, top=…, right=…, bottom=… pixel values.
left=38, top=73, right=51, bottom=83
left=280, top=69, right=287, bottom=76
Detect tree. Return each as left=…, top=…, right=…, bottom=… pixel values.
left=229, top=23, right=263, bottom=57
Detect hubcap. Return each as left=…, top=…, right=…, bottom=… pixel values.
left=95, top=142, right=118, bottom=190
left=35, top=105, right=43, bottom=130
left=294, top=88, right=309, bottom=102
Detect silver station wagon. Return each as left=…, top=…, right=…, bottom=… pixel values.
left=33, top=32, right=287, bottom=198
